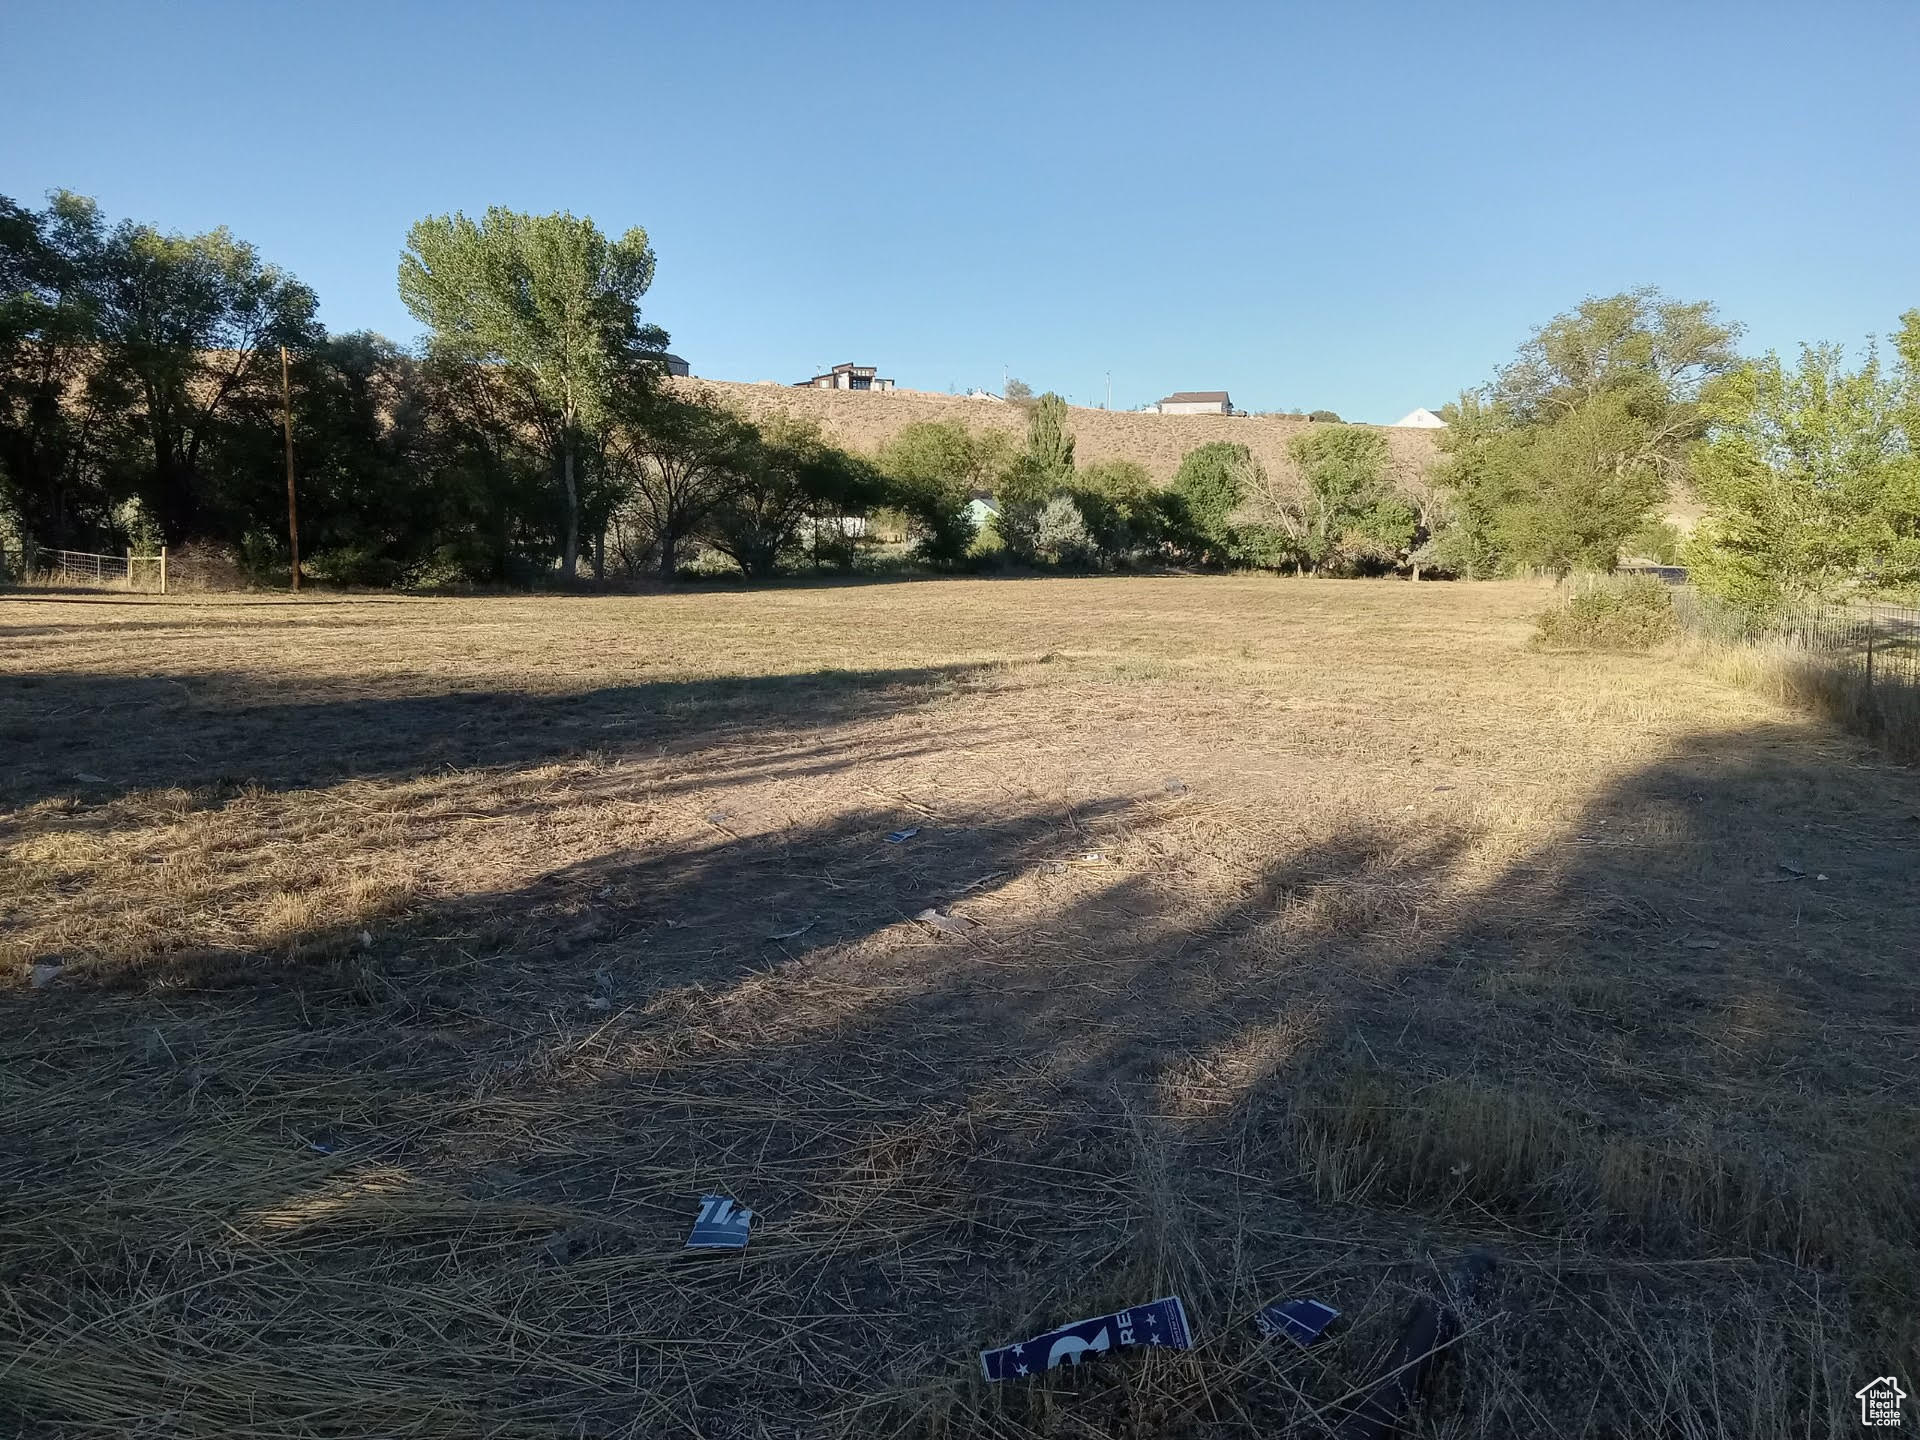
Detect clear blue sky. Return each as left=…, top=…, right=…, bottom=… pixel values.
left=6, top=1, right=1916, bottom=421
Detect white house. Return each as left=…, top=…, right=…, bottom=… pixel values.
left=1154, top=391, right=1233, bottom=415
left=965, top=494, right=1001, bottom=530
left=1390, top=407, right=1447, bottom=429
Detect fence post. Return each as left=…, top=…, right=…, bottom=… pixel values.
left=159, top=546, right=167, bottom=596
left=126, top=548, right=134, bottom=591
left=1866, top=607, right=1875, bottom=691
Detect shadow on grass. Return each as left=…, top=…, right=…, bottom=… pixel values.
left=0, top=662, right=991, bottom=819
left=1, top=722, right=1917, bottom=1436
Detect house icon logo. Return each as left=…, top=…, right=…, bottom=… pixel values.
left=1857, top=1376, right=1907, bottom=1427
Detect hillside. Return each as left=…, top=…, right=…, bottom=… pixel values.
left=670, top=377, right=1443, bottom=491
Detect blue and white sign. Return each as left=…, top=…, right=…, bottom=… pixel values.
left=1254, top=1297, right=1339, bottom=1345
left=685, top=1194, right=753, bottom=1250
left=979, top=1296, right=1192, bottom=1381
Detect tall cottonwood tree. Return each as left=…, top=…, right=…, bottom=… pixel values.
left=399, top=208, right=666, bottom=580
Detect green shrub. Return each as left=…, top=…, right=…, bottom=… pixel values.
left=1033, top=494, right=1096, bottom=566
left=1535, top=576, right=1677, bottom=650
left=1230, top=523, right=1302, bottom=572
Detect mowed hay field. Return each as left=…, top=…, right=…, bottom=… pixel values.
left=2, top=578, right=1916, bottom=1438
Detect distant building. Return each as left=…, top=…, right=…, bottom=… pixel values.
left=663, top=353, right=691, bottom=378
left=962, top=388, right=1005, bottom=403
left=1390, top=407, right=1447, bottom=429
left=797, top=362, right=895, bottom=392
left=1154, top=391, right=1233, bottom=415
left=965, top=494, right=1001, bottom=530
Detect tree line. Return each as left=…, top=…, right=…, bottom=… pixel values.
left=4, top=190, right=1914, bottom=604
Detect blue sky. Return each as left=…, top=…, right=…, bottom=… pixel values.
left=5, top=1, right=1916, bottom=421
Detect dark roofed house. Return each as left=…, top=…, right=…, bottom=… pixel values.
left=797, top=362, right=894, bottom=392
left=1155, top=390, right=1233, bottom=415
left=663, top=353, right=691, bottom=378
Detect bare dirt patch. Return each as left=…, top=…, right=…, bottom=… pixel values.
left=2, top=578, right=1914, bottom=1437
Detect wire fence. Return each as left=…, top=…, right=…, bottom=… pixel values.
left=1674, top=588, right=1920, bottom=688
left=5, top=545, right=169, bottom=593
left=42, top=548, right=132, bottom=586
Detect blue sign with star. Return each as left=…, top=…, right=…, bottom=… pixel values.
left=979, top=1296, right=1192, bottom=1381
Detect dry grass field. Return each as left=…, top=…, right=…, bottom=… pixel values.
left=3, top=577, right=1916, bottom=1438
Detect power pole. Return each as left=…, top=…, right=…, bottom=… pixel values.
left=1105, top=371, right=1112, bottom=411
left=281, top=344, right=300, bottom=592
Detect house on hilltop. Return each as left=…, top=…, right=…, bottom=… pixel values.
left=1390, top=407, right=1447, bottom=429
left=663, top=353, right=691, bottom=378
left=1152, top=391, right=1233, bottom=415
left=797, top=362, right=894, bottom=392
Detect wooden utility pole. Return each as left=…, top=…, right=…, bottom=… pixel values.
left=281, top=344, right=300, bottom=592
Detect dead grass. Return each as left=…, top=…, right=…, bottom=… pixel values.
left=1696, top=631, right=1920, bottom=764
left=1, top=576, right=1914, bottom=1437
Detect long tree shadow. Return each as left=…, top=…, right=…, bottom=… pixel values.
left=2, top=725, right=1917, bottom=1436
left=0, top=662, right=992, bottom=818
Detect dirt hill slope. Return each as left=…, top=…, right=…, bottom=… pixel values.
left=671, top=378, right=1442, bottom=490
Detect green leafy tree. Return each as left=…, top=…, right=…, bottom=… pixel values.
left=877, top=420, right=1011, bottom=568
left=995, top=393, right=1077, bottom=562
left=1025, top=392, right=1074, bottom=479
left=87, top=215, right=320, bottom=545
left=1275, top=426, right=1416, bottom=575
left=1003, top=377, right=1033, bottom=406
left=1493, top=391, right=1670, bottom=575
left=1434, top=289, right=1741, bottom=575
left=0, top=191, right=115, bottom=548
left=603, top=391, right=755, bottom=578
left=281, top=334, right=437, bottom=584
left=1074, top=457, right=1164, bottom=556
left=1495, top=288, right=1740, bottom=437
left=702, top=415, right=879, bottom=580
left=1688, top=329, right=1920, bottom=610
left=416, top=346, right=556, bottom=582
left=1169, top=442, right=1256, bottom=559
left=399, top=208, right=666, bottom=580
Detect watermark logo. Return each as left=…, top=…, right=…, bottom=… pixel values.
left=1856, top=1376, right=1907, bottom=1427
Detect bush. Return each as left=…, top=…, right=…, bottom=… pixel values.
left=1032, top=495, right=1096, bottom=567
left=309, top=544, right=405, bottom=588
left=166, top=540, right=252, bottom=592
left=1230, top=524, right=1302, bottom=572
left=967, top=515, right=1006, bottom=564
left=1535, top=576, right=1677, bottom=650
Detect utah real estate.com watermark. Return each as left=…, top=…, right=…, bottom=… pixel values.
left=1856, top=1376, right=1907, bottom=1428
